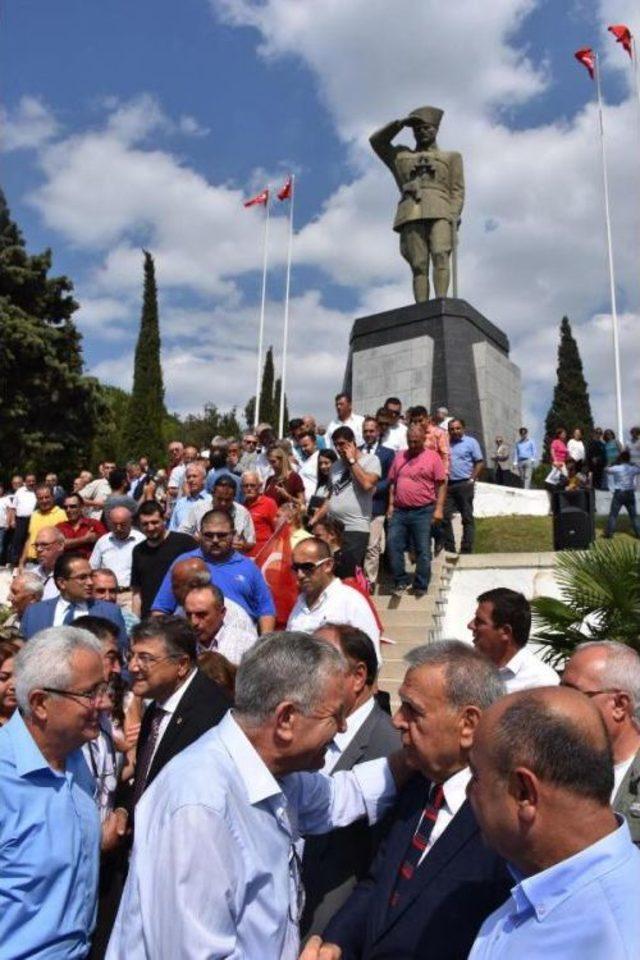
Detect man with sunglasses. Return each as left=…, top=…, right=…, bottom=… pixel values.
left=21, top=552, right=128, bottom=648
left=57, top=492, right=107, bottom=559
left=286, top=537, right=381, bottom=661
left=0, top=626, right=105, bottom=958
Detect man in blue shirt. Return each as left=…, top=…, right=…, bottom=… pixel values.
left=0, top=626, right=105, bottom=958
left=168, top=463, right=211, bottom=532
left=603, top=450, right=640, bottom=539
left=439, top=418, right=484, bottom=554
left=467, top=686, right=640, bottom=959
left=513, top=426, right=536, bottom=489
left=151, top=508, right=276, bottom=632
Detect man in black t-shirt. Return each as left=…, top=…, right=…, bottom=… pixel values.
left=131, top=501, right=196, bottom=618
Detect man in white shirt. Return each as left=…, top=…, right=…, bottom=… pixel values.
left=562, top=641, right=640, bottom=843
left=184, top=583, right=257, bottom=664
left=320, top=640, right=511, bottom=960
left=106, top=631, right=404, bottom=960
left=287, top=537, right=381, bottom=660
left=31, top=526, right=65, bottom=599
left=8, top=473, right=37, bottom=565
left=326, top=392, right=365, bottom=449
left=168, top=463, right=211, bottom=532
left=79, top=462, right=115, bottom=520
left=89, top=507, right=145, bottom=605
left=297, top=431, right=321, bottom=503
left=380, top=397, right=408, bottom=452
left=468, top=588, right=558, bottom=693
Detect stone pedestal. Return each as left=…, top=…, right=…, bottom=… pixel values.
left=343, top=297, right=521, bottom=458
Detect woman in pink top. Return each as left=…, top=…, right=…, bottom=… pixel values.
left=550, top=428, right=568, bottom=467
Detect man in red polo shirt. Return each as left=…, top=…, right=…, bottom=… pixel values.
left=387, top=423, right=447, bottom=598
left=241, top=470, right=278, bottom=559
left=56, top=492, right=106, bottom=559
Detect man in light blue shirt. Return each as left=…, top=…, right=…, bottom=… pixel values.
left=168, top=462, right=211, bottom=532
left=513, top=426, right=536, bottom=489
left=106, top=632, right=403, bottom=960
left=604, top=451, right=640, bottom=539
left=468, top=686, right=640, bottom=959
left=0, top=626, right=105, bottom=959
left=439, top=418, right=483, bottom=554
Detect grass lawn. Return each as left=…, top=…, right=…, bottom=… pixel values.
left=474, top=515, right=637, bottom=554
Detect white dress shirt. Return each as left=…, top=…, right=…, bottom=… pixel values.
left=418, top=766, right=471, bottom=864
left=106, top=712, right=397, bottom=960
left=52, top=597, right=89, bottom=626
left=13, top=486, right=36, bottom=518
left=499, top=646, right=559, bottom=694
left=323, top=698, right=375, bottom=774
left=381, top=422, right=408, bottom=452
left=298, top=451, right=320, bottom=503
left=287, top=578, right=381, bottom=661
left=196, top=606, right=258, bottom=665
left=89, top=530, right=146, bottom=587
left=148, top=668, right=199, bottom=768
left=326, top=413, right=365, bottom=448
left=34, top=564, right=60, bottom=600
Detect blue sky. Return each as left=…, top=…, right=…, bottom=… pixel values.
left=2, top=0, right=639, bottom=438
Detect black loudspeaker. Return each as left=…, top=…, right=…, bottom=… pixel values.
left=552, top=489, right=595, bottom=551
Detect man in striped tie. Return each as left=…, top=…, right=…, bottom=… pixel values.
left=320, top=640, right=513, bottom=960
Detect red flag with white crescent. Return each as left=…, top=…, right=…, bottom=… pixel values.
left=277, top=176, right=292, bottom=202
left=243, top=188, right=269, bottom=208
left=608, top=25, right=633, bottom=58
left=574, top=46, right=596, bottom=79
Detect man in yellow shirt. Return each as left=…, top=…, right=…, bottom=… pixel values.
left=20, top=484, right=67, bottom=565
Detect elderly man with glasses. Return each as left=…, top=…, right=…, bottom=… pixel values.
left=0, top=626, right=106, bottom=958
left=31, top=525, right=66, bottom=598
left=286, top=537, right=381, bottom=660
left=21, top=552, right=128, bottom=647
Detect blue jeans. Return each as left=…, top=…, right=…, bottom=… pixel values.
left=388, top=505, right=434, bottom=590
left=606, top=490, right=640, bottom=537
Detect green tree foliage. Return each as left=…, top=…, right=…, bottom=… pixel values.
left=176, top=403, right=242, bottom=450
left=123, top=251, right=165, bottom=464
left=245, top=346, right=289, bottom=433
left=543, top=316, right=594, bottom=460
left=0, top=188, right=102, bottom=478
left=532, top=539, right=640, bottom=665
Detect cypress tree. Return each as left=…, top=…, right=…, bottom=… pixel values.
left=273, top=377, right=289, bottom=432
left=124, top=250, right=165, bottom=463
left=258, top=345, right=275, bottom=426
left=543, top=316, right=594, bottom=459
left=0, top=188, right=102, bottom=476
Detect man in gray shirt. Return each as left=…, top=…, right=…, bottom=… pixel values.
left=311, top=425, right=380, bottom=575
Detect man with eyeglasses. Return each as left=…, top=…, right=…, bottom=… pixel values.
left=468, top=587, right=558, bottom=694
left=31, top=525, right=66, bottom=598
left=56, top=492, right=107, bottom=559
left=151, top=509, right=275, bottom=632
left=19, top=482, right=68, bottom=568
left=22, top=553, right=128, bottom=647
left=124, top=615, right=229, bottom=812
left=0, top=626, right=105, bottom=958
left=179, top=475, right=255, bottom=550
left=241, top=470, right=279, bottom=557
left=286, top=537, right=381, bottom=661
left=562, top=641, right=640, bottom=843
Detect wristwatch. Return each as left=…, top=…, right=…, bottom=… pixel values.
left=348, top=457, right=356, bottom=465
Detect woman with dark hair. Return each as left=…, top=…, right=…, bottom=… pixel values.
left=307, top=448, right=337, bottom=519
left=313, top=515, right=352, bottom=580
left=550, top=428, right=568, bottom=468
left=0, top=641, right=18, bottom=726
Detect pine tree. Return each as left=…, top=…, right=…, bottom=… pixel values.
left=543, top=316, right=594, bottom=460
left=124, top=250, right=165, bottom=464
left=0, top=188, right=102, bottom=477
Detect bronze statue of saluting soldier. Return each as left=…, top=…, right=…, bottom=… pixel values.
left=370, top=106, right=465, bottom=302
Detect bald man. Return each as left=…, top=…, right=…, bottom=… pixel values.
left=467, top=687, right=640, bottom=959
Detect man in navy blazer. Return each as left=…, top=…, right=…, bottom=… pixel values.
left=320, top=640, right=512, bottom=960
left=21, top=552, right=128, bottom=648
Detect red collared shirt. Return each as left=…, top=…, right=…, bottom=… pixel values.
left=56, top=518, right=107, bottom=558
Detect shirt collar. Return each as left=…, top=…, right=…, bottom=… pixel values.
left=441, top=765, right=472, bottom=817
left=500, top=646, right=529, bottom=679
left=508, top=817, right=633, bottom=923
left=333, top=697, right=375, bottom=752
left=303, top=576, right=340, bottom=613
left=157, top=667, right=198, bottom=713
left=7, top=711, right=64, bottom=778
left=221, top=712, right=282, bottom=806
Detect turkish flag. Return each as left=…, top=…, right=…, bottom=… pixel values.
left=244, top=188, right=269, bottom=208
left=608, top=25, right=633, bottom=58
left=256, top=522, right=298, bottom=628
left=575, top=46, right=596, bottom=79
left=277, top=176, right=292, bottom=201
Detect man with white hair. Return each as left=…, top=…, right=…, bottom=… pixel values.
left=562, top=640, right=640, bottom=843
left=0, top=627, right=106, bottom=957
left=107, top=632, right=405, bottom=960
left=7, top=571, right=44, bottom=626
left=32, top=524, right=66, bottom=598
left=168, top=462, right=211, bottom=532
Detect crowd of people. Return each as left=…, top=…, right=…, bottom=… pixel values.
left=1, top=393, right=640, bottom=959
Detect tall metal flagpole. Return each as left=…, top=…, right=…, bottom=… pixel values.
left=594, top=52, right=624, bottom=440
left=254, top=195, right=270, bottom=428
left=278, top=175, right=295, bottom=439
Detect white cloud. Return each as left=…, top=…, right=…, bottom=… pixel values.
left=1, top=95, right=59, bottom=152
left=178, top=115, right=210, bottom=138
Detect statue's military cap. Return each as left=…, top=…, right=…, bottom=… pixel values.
left=408, top=106, right=444, bottom=127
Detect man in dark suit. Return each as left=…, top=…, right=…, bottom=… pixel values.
left=21, top=552, right=128, bottom=647
left=301, top=624, right=401, bottom=937
left=125, top=615, right=229, bottom=810
left=360, top=415, right=395, bottom=590
left=562, top=640, right=640, bottom=844
left=318, top=640, right=511, bottom=960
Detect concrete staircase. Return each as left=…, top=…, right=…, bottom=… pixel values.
left=373, top=550, right=455, bottom=707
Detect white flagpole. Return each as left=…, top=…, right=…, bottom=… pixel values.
left=278, top=176, right=295, bottom=439
left=633, top=37, right=640, bottom=112
left=595, top=52, right=624, bottom=441
left=254, top=195, right=270, bottom=428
